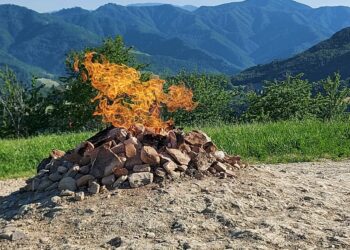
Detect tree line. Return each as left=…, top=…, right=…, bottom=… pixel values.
left=0, top=36, right=349, bottom=138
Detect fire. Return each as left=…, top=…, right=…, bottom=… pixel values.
left=75, top=52, right=197, bottom=132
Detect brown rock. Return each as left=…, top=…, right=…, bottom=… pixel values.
left=203, top=142, right=217, bottom=154
left=166, top=148, right=191, bottom=165
left=113, top=167, right=129, bottom=177
left=79, top=165, right=91, bottom=175
left=141, top=146, right=160, bottom=165
left=213, top=151, right=225, bottom=160
left=177, top=165, right=188, bottom=172
left=76, top=175, right=95, bottom=187
left=58, top=177, right=77, bottom=191
left=159, top=153, right=173, bottom=164
left=50, top=149, right=65, bottom=159
left=168, top=131, right=177, bottom=148
left=62, top=151, right=81, bottom=164
left=90, top=147, right=124, bottom=178
left=212, top=162, right=228, bottom=172
left=115, top=128, right=128, bottom=142
left=79, top=156, right=91, bottom=166
left=125, top=154, right=143, bottom=170
left=193, top=152, right=212, bottom=171
left=163, top=161, right=177, bottom=174
left=102, top=174, right=116, bottom=186
left=155, top=168, right=167, bottom=177
left=185, top=130, right=211, bottom=145
left=124, top=141, right=137, bottom=158
left=111, top=143, right=125, bottom=155
left=133, top=164, right=151, bottom=173
left=128, top=173, right=154, bottom=188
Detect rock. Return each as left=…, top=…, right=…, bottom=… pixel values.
left=194, top=152, right=213, bottom=171
left=111, top=143, right=125, bottom=155
left=168, top=171, right=181, bottom=180
left=74, top=192, right=85, bottom=201
left=124, top=143, right=137, bottom=158
left=58, top=177, right=77, bottom=191
left=159, top=153, right=174, bottom=164
left=141, top=146, right=160, bottom=165
left=102, top=174, right=116, bottom=186
left=88, top=182, right=100, bottom=194
left=168, top=131, right=177, bottom=148
left=62, top=151, right=81, bottom=164
left=79, top=165, right=90, bottom=175
left=90, top=147, right=124, bottom=178
left=113, top=175, right=128, bottom=189
left=57, top=166, right=68, bottom=174
left=133, top=164, right=151, bottom=173
left=76, top=175, right=95, bottom=187
left=177, top=165, right=188, bottom=172
left=155, top=168, right=167, bottom=177
left=115, top=128, right=128, bottom=142
left=49, top=172, right=63, bottom=182
left=79, top=156, right=91, bottom=166
left=63, top=165, right=80, bottom=178
left=100, top=185, right=108, bottom=194
left=51, top=196, right=62, bottom=204
left=124, top=136, right=139, bottom=146
left=45, top=182, right=59, bottom=192
left=185, top=130, right=211, bottom=145
left=125, top=155, right=143, bottom=170
left=113, top=167, right=129, bottom=177
left=26, top=178, right=40, bottom=192
left=60, top=190, right=75, bottom=197
left=107, top=236, right=122, bottom=247
left=37, top=177, right=54, bottom=192
left=50, top=149, right=65, bottom=159
left=166, top=148, right=191, bottom=165
left=128, top=172, right=154, bottom=188
left=163, top=161, right=177, bottom=174
left=212, top=162, right=228, bottom=172
left=214, top=151, right=225, bottom=160
left=11, top=230, right=27, bottom=241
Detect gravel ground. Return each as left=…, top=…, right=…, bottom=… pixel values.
left=0, top=160, right=349, bottom=249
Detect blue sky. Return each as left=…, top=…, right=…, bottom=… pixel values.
left=0, top=0, right=350, bottom=12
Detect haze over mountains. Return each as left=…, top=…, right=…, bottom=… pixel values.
left=1, top=0, right=350, bottom=81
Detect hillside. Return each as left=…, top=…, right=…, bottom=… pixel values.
left=232, top=27, right=350, bottom=88
left=2, top=1, right=350, bottom=80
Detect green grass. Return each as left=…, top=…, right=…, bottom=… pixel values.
left=1, top=120, right=350, bottom=179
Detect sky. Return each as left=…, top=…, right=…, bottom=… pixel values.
left=0, top=0, right=350, bottom=12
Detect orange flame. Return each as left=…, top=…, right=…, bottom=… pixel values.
left=75, top=52, right=197, bottom=132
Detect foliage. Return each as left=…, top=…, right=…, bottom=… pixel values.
left=164, top=72, right=236, bottom=125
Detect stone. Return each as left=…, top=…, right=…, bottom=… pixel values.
left=79, top=156, right=91, bottom=166
left=214, top=151, right=225, bottom=160
left=115, top=128, right=128, bottom=142
left=113, top=167, right=129, bottom=177
left=128, top=173, right=154, bottom=188
left=102, top=174, right=116, bottom=186
left=90, top=147, right=124, bottom=178
left=166, top=148, right=191, bottom=165
left=58, top=177, right=77, bottom=191
left=225, top=170, right=237, bottom=178
left=159, top=153, right=174, bottom=164
left=133, top=164, right=151, bottom=173
left=76, top=175, right=95, bottom=187
left=88, top=182, right=100, bottom=194
left=60, top=190, right=75, bottom=197
left=79, top=165, right=90, bottom=175
left=194, top=152, right=212, bottom=171
left=27, top=178, right=40, bottom=191
left=74, top=192, right=85, bottom=201
left=124, top=143, right=137, bottom=158
left=45, top=182, right=59, bottom=192
left=57, top=166, right=68, bottom=174
left=184, top=130, right=211, bottom=145
left=63, top=165, right=80, bottom=178
left=124, top=136, right=139, bottom=146
left=163, top=161, right=177, bottom=174
left=111, top=143, right=125, bottom=155
left=51, top=196, right=62, bottom=204
left=125, top=155, right=143, bottom=170
left=37, top=177, right=54, bottom=192
left=168, top=131, right=177, bottom=148
left=113, top=175, right=128, bottom=188
left=11, top=231, right=27, bottom=241
left=141, top=146, right=160, bottom=165
left=177, top=165, right=188, bottom=172
left=203, top=142, right=217, bottom=153
left=212, top=162, right=228, bottom=172
left=49, top=172, right=63, bottom=182
left=62, top=151, right=81, bottom=164
left=50, top=149, right=65, bottom=159
left=155, top=168, right=167, bottom=177
left=168, top=171, right=181, bottom=180
left=100, top=185, right=108, bottom=194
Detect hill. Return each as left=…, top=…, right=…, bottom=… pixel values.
left=2, top=1, right=350, bottom=80
left=232, top=27, right=350, bottom=88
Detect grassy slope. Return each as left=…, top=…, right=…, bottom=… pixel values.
left=1, top=120, right=350, bottom=179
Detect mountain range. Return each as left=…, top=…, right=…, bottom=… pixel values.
left=232, top=27, right=350, bottom=88
left=1, top=0, right=350, bottom=81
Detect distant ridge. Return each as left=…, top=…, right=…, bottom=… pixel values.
left=232, top=27, right=350, bottom=88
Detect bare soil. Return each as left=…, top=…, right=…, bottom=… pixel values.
left=0, top=161, right=349, bottom=249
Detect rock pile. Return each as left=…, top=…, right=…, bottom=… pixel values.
left=24, top=127, right=247, bottom=196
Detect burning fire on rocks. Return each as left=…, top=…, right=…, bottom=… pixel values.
left=24, top=52, right=247, bottom=198
left=74, top=52, right=197, bottom=133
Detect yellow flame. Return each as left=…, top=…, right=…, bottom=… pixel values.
left=76, top=52, right=197, bottom=132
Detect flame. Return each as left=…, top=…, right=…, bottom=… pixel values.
left=75, top=52, right=197, bottom=132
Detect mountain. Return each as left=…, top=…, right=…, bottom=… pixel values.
left=127, top=3, right=198, bottom=11
left=231, top=27, right=350, bottom=88
left=2, top=1, right=350, bottom=81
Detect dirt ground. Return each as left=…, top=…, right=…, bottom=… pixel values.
left=0, top=160, right=349, bottom=250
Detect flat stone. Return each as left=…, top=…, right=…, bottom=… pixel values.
left=113, top=175, right=128, bottom=189
left=128, top=172, right=154, bottom=188
left=163, top=161, right=177, bottom=174
left=58, top=177, right=77, bottom=191
left=102, top=174, right=116, bottom=186
left=166, top=148, right=191, bottom=165
left=141, top=146, right=160, bottom=165
left=88, top=182, right=100, bottom=194
left=185, top=130, right=211, bottom=145
left=90, top=147, right=124, bottom=178
left=76, top=175, right=95, bottom=187
left=133, top=164, right=151, bottom=173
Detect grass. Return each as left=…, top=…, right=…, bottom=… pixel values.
left=1, top=120, right=350, bottom=179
